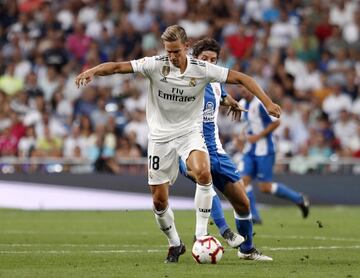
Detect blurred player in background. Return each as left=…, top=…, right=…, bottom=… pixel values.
left=180, top=38, right=273, bottom=261
left=76, top=25, right=280, bottom=263
left=239, top=87, right=310, bottom=224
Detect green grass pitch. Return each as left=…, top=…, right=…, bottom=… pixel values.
left=1, top=207, right=359, bottom=277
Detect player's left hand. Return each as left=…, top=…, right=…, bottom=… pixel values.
left=227, top=103, right=247, bottom=121
left=266, top=102, right=281, bottom=118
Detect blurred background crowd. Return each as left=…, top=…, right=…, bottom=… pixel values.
left=0, top=0, right=359, bottom=174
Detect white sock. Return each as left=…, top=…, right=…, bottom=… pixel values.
left=195, top=182, right=213, bottom=239
left=154, top=206, right=181, bottom=247
left=245, top=184, right=253, bottom=193
left=271, top=182, right=278, bottom=194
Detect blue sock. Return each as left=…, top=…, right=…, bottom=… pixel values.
left=211, top=194, right=229, bottom=235
left=234, top=212, right=254, bottom=253
left=272, top=182, right=303, bottom=204
left=246, top=185, right=261, bottom=221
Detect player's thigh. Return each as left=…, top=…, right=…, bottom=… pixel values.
left=255, top=154, right=275, bottom=182
left=211, top=153, right=240, bottom=192
left=148, top=139, right=179, bottom=186
left=242, top=175, right=252, bottom=187
left=176, top=130, right=209, bottom=173
left=242, top=153, right=256, bottom=180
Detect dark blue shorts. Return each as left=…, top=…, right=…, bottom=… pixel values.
left=242, top=153, right=275, bottom=182
left=179, top=152, right=241, bottom=193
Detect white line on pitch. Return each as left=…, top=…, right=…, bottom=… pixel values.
left=0, top=243, right=168, bottom=247
left=256, top=234, right=360, bottom=243
left=262, top=245, right=360, bottom=251
left=0, top=245, right=360, bottom=254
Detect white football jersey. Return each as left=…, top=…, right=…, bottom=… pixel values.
left=131, top=55, right=229, bottom=142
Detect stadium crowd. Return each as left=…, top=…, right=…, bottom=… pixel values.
left=0, top=0, right=359, bottom=174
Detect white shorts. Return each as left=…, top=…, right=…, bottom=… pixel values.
left=147, top=130, right=208, bottom=185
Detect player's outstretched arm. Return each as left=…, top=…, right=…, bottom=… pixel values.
left=226, top=70, right=281, bottom=118
left=75, top=62, right=134, bottom=88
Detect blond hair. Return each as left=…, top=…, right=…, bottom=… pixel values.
left=161, top=25, right=188, bottom=43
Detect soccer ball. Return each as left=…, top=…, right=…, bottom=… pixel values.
left=192, top=235, right=224, bottom=264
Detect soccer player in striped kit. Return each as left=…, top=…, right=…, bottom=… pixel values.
left=180, top=38, right=273, bottom=261
left=239, top=86, right=310, bottom=224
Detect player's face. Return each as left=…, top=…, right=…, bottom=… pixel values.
left=197, top=51, right=218, bottom=64
left=164, top=39, right=188, bottom=68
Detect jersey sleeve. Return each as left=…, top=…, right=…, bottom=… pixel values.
left=205, top=62, right=229, bottom=83
left=220, top=84, right=228, bottom=98
left=130, top=56, right=156, bottom=78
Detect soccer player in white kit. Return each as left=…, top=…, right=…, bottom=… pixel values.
left=75, top=25, right=281, bottom=263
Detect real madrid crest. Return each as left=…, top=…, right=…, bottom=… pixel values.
left=161, top=62, right=170, bottom=77
left=160, top=62, right=170, bottom=82
left=189, top=77, right=197, bottom=87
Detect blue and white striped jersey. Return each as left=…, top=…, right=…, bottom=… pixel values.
left=203, top=83, right=227, bottom=154
left=240, top=97, right=277, bottom=156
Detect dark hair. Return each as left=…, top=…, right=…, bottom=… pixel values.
left=192, top=38, right=221, bottom=59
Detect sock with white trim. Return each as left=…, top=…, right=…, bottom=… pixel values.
left=195, top=182, right=213, bottom=238
left=271, top=182, right=303, bottom=204
left=246, top=185, right=261, bottom=221
left=211, top=192, right=229, bottom=235
left=234, top=211, right=254, bottom=253
left=154, top=206, right=181, bottom=247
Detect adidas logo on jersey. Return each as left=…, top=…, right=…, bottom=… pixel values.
left=160, top=77, right=167, bottom=82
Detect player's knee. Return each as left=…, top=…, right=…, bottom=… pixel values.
left=153, top=198, right=168, bottom=211
left=193, top=168, right=212, bottom=184
left=259, top=182, right=272, bottom=193
left=152, top=191, right=168, bottom=211
left=238, top=196, right=250, bottom=214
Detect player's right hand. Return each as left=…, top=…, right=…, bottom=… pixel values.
left=266, top=102, right=281, bottom=118
left=75, top=70, right=94, bottom=88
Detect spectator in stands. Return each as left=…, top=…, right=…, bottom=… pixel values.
left=334, top=109, right=358, bottom=152
left=124, top=109, right=148, bottom=153
left=0, top=63, right=24, bottom=96
left=327, top=48, right=353, bottom=86
left=66, top=21, right=91, bottom=62
left=314, top=8, right=334, bottom=45
left=128, top=0, right=154, bottom=33
left=115, top=135, right=142, bottom=160
left=90, top=97, right=110, bottom=129
left=225, top=24, right=255, bottom=61
left=63, top=123, right=87, bottom=159
left=324, top=25, right=348, bottom=56
left=268, top=8, right=298, bottom=50
left=33, top=124, right=63, bottom=158
left=322, top=80, right=352, bottom=122
left=18, top=125, right=36, bottom=158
